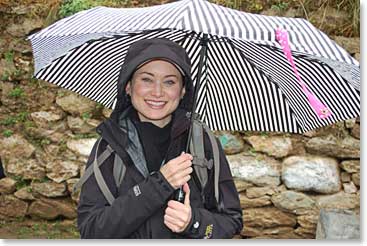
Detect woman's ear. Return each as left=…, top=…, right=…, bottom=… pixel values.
left=125, top=81, right=131, bottom=95
left=181, top=86, right=186, bottom=99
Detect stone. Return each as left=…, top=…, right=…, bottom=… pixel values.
left=243, top=207, right=297, bottom=228
left=0, top=177, right=17, bottom=194
left=30, top=111, right=63, bottom=128
left=316, top=192, right=359, bottom=210
left=245, top=135, right=293, bottom=158
left=306, top=135, right=360, bottom=159
left=67, top=116, right=95, bottom=134
left=28, top=197, right=77, bottom=220
left=239, top=194, right=271, bottom=208
left=294, top=227, right=316, bottom=239
left=241, top=226, right=301, bottom=239
left=303, top=121, right=349, bottom=139
left=5, top=159, right=46, bottom=180
left=227, top=153, right=281, bottom=187
left=6, top=18, right=44, bottom=37
left=216, top=131, right=245, bottom=154
left=246, top=186, right=275, bottom=198
left=351, top=124, right=360, bottom=139
left=344, top=118, right=356, bottom=129
left=0, top=134, right=35, bottom=159
left=102, top=108, right=112, bottom=118
left=282, top=156, right=341, bottom=194
left=31, top=181, right=67, bottom=198
left=67, top=138, right=97, bottom=157
left=0, top=59, right=17, bottom=82
left=332, top=36, right=360, bottom=55
left=233, top=178, right=253, bottom=192
left=340, top=172, right=351, bottom=182
left=343, top=182, right=357, bottom=194
left=271, top=191, right=316, bottom=214
left=14, top=186, right=36, bottom=201
left=56, top=93, right=96, bottom=116
left=46, top=160, right=79, bottom=183
left=316, top=209, right=360, bottom=239
left=0, top=195, right=28, bottom=219
left=297, top=212, right=319, bottom=230
left=340, top=160, right=360, bottom=173
left=66, top=178, right=80, bottom=203
left=352, top=173, right=360, bottom=186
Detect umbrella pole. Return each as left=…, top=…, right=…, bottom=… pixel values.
left=175, top=34, right=209, bottom=203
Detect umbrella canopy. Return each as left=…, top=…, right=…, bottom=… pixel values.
left=28, top=0, right=360, bottom=134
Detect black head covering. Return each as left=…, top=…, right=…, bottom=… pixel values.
left=110, top=38, right=193, bottom=122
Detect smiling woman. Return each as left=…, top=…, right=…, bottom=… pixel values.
left=76, top=38, right=243, bottom=239
left=125, top=59, right=186, bottom=128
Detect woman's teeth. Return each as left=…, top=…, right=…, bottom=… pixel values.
left=146, top=100, right=166, bottom=107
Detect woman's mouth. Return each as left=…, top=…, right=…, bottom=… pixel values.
left=145, top=100, right=166, bottom=109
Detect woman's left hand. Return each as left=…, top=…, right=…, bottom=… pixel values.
left=164, top=183, right=192, bottom=233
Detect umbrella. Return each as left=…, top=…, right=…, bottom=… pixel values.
left=28, top=0, right=360, bottom=135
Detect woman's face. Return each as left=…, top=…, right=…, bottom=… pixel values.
left=125, top=59, right=185, bottom=128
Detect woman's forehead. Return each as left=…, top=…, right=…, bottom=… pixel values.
left=134, top=59, right=182, bottom=77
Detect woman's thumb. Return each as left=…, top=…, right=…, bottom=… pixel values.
left=183, top=183, right=190, bottom=205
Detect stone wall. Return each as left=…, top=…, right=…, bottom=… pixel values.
left=0, top=0, right=360, bottom=239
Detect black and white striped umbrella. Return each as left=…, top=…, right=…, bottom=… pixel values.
left=28, top=0, right=360, bottom=134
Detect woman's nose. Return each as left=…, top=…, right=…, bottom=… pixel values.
left=151, top=82, right=163, bottom=97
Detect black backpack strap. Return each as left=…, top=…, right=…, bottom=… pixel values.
left=73, top=138, right=114, bottom=193
left=202, top=123, right=220, bottom=206
left=113, top=153, right=127, bottom=189
left=190, top=119, right=221, bottom=207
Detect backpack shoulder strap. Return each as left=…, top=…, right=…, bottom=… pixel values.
left=73, top=138, right=113, bottom=193
left=201, top=123, right=220, bottom=206
left=190, top=119, right=220, bottom=206
left=73, top=138, right=127, bottom=206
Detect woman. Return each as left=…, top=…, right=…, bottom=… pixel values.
left=77, top=38, right=243, bottom=238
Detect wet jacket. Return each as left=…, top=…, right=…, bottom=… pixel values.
left=77, top=38, right=243, bottom=238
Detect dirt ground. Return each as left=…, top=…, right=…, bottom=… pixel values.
left=0, top=217, right=80, bottom=239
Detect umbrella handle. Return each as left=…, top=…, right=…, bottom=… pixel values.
left=174, top=34, right=209, bottom=204
left=275, top=28, right=332, bottom=120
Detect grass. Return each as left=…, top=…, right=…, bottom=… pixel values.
left=0, top=218, right=80, bottom=239
left=8, top=87, right=25, bottom=98
left=2, top=129, right=13, bottom=137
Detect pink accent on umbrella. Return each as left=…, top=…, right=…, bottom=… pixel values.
left=275, top=28, right=331, bottom=120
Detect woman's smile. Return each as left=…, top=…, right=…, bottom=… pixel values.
left=125, top=59, right=186, bottom=128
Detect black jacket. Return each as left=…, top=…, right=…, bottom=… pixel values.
left=77, top=38, right=243, bottom=238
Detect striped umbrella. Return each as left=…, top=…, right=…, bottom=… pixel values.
left=28, top=0, right=360, bottom=134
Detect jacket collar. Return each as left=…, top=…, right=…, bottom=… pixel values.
left=96, top=107, right=191, bottom=151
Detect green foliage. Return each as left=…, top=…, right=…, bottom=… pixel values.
left=81, top=112, right=91, bottom=120
left=3, top=50, right=14, bottom=63
left=13, top=176, right=31, bottom=191
left=0, top=112, right=29, bottom=127
left=9, top=87, right=25, bottom=98
left=58, top=0, right=98, bottom=18
left=271, top=1, right=289, bottom=11
left=40, top=138, right=51, bottom=146
left=2, top=129, right=13, bottom=137
left=0, top=116, right=17, bottom=126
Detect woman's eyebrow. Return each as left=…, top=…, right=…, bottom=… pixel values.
left=138, top=72, right=178, bottom=78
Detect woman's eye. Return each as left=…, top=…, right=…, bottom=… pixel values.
left=142, top=77, right=152, bottom=83
left=164, top=80, right=175, bottom=85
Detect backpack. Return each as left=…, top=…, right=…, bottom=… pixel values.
left=73, top=118, right=221, bottom=209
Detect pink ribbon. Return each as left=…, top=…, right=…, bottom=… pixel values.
left=275, top=28, right=331, bottom=120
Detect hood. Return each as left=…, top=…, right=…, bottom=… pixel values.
left=110, top=38, right=194, bottom=122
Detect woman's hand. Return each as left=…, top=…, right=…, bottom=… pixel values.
left=159, top=152, right=193, bottom=190
left=164, top=183, right=192, bottom=233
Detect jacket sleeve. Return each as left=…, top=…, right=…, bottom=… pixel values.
left=181, top=137, right=243, bottom=239
left=77, top=139, right=175, bottom=238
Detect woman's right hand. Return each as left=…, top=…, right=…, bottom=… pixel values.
left=160, top=152, right=193, bottom=190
